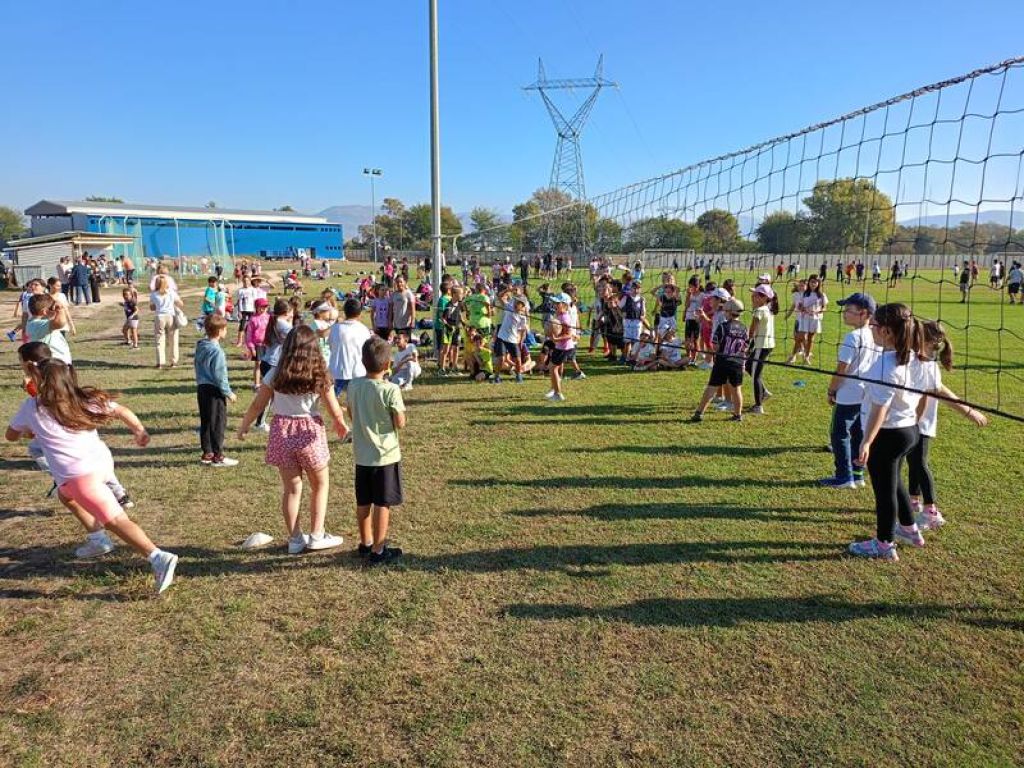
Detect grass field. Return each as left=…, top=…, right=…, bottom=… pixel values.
left=1, top=262, right=1022, bottom=767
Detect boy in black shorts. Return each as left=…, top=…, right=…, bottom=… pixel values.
left=690, top=298, right=749, bottom=422
left=345, top=336, right=407, bottom=565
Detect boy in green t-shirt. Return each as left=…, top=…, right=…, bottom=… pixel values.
left=346, top=336, right=407, bottom=566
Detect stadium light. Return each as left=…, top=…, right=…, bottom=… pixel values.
left=363, top=168, right=383, bottom=263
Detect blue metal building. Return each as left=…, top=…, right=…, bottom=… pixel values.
left=24, top=200, right=344, bottom=262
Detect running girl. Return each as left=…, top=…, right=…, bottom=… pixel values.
left=5, top=354, right=178, bottom=593
left=238, top=326, right=350, bottom=555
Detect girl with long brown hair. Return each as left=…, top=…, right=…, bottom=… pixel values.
left=238, top=326, right=349, bottom=555
left=5, top=353, right=178, bottom=593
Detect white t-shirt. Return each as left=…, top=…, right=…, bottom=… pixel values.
left=150, top=274, right=178, bottom=293
left=9, top=398, right=114, bottom=486
left=150, top=290, right=178, bottom=316
left=862, top=351, right=923, bottom=429
left=835, top=325, right=882, bottom=405
left=52, top=292, right=70, bottom=310
left=661, top=341, right=683, bottom=364
left=916, top=359, right=941, bottom=438
left=635, top=342, right=656, bottom=362
left=393, top=345, right=418, bottom=369
left=263, top=367, right=321, bottom=418
left=328, top=320, right=372, bottom=380
left=236, top=287, right=256, bottom=313
left=751, top=305, right=775, bottom=351
left=497, top=307, right=528, bottom=344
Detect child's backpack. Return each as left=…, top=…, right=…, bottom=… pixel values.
left=442, top=301, right=460, bottom=328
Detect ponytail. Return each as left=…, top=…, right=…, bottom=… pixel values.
left=874, top=303, right=919, bottom=366
left=769, top=294, right=780, bottom=315
left=921, top=319, right=954, bottom=371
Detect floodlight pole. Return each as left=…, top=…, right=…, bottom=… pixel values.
left=429, top=0, right=443, bottom=358
left=363, top=168, right=382, bottom=263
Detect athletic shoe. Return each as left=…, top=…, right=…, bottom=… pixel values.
left=762, top=389, right=773, bottom=400
left=689, top=412, right=703, bottom=423
left=572, top=371, right=587, bottom=380
left=75, top=531, right=116, bottom=559
left=711, top=396, right=725, bottom=405
left=6, top=330, right=19, bottom=342
left=819, top=476, right=857, bottom=490
left=200, top=454, right=214, bottom=466
left=401, top=383, right=413, bottom=391
left=514, top=374, right=523, bottom=383
left=493, top=375, right=503, bottom=384
left=287, top=534, right=309, bottom=555
left=910, top=499, right=923, bottom=517
left=729, top=414, right=743, bottom=422
left=306, top=532, right=344, bottom=551
left=356, top=543, right=373, bottom=557
left=544, top=390, right=557, bottom=400
left=916, top=509, right=946, bottom=531
left=715, top=401, right=734, bottom=411
left=368, top=545, right=404, bottom=567
left=749, top=405, right=765, bottom=414
left=209, top=456, right=239, bottom=467
left=893, top=523, right=926, bottom=548
left=257, top=423, right=271, bottom=433
left=151, top=550, right=179, bottom=594
left=118, top=494, right=135, bottom=510
left=847, top=538, right=899, bottom=562
left=552, top=393, right=566, bottom=402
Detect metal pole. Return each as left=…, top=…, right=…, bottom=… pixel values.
left=371, top=174, right=378, bottom=264
left=429, top=0, right=443, bottom=358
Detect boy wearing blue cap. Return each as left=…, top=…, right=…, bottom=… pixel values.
left=821, top=292, right=881, bottom=489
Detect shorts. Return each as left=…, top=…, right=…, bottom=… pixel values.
left=125, top=318, right=139, bottom=329
left=796, top=316, right=822, bottom=335
left=498, top=338, right=521, bottom=360
left=656, top=316, right=677, bottom=336
left=685, top=319, right=701, bottom=340
left=266, top=415, right=330, bottom=473
left=374, top=327, right=391, bottom=339
left=623, top=318, right=642, bottom=344
left=238, top=311, right=253, bottom=332
left=440, top=326, right=454, bottom=344
left=708, top=362, right=744, bottom=388
left=333, top=379, right=351, bottom=396
left=355, top=461, right=404, bottom=507
left=1009, top=282, right=1021, bottom=295
left=700, top=322, right=712, bottom=348
left=59, top=468, right=124, bottom=527
left=393, top=326, right=413, bottom=337
left=550, top=347, right=576, bottom=366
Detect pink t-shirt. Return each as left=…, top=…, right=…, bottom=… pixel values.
left=555, top=311, right=576, bottom=351
left=9, top=398, right=114, bottom=486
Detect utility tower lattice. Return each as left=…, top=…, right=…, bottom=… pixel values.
left=524, top=55, right=616, bottom=253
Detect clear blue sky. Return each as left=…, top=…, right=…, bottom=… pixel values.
left=3, top=0, right=1022, bottom=217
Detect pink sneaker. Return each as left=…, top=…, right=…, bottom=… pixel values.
left=893, top=524, right=925, bottom=548
left=848, top=538, right=899, bottom=562
left=916, top=508, right=946, bottom=531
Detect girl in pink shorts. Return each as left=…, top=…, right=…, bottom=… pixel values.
left=5, top=352, right=179, bottom=594
left=238, top=325, right=350, bottom=555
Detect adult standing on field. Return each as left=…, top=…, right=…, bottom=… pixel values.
left=150, top=275, right=184, bottom=369
left=149, top=263, right=178, bottom=294
left=390, top=276, right=416, bottom=336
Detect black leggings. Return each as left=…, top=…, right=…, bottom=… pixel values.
left=745, top=348, right=772, bottom=406
left=867, top=426, right=919, bottom=541
left=906, top=434, right=935, bottom=505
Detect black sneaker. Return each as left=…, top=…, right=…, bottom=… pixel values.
left=368, top=545, right=403, bottom=566
left=689, top=412, right=703, bottom=423
left=357, top=543, right=373, bottom=557
left=730, top=414, right=743, bottom=422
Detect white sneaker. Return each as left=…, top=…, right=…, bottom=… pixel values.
left=892, top=523, right=926, bottom=548
left=287, top=534, right=309, bottom=554
left=854, top=478, right=867, bottom=489
left=306, top=532, right=344, bottom=551
left=210, top=456, right=239, bottom=467
left=552, top=393, right=566, bottom=402
left=151, top=550, right=179, bottom=594
left=257, top=423, right=271, bottom=433
left=401, top=383, right=413, bottom=391
left=715, top=401, right=734, bottom=411
left=75, top=531, right=116, bottom=559
left=544, top=390, right=557, bottom=400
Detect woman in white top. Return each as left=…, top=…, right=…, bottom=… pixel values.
left=794, top=275, right=827, bottom=364
left=849, top=303, right=925, bottom=561
left=149, top=263, right=178, bottom=293
left=149, top=275, right=184, bottom=369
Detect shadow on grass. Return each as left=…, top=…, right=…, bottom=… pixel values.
left=71, top=358, right=156, bottom=371
left=493, top=403, right=677, bottom=418
left=503, top=595, right=1024, bottom=631
left=576, top=444, right=822, bottom=458
left=0, top=508, right=55, bottom=521
left=0, top=540, right=843, bottom=594
left=450, top=475, right=815, bottom=490
left=511, top=502, right=856, bottom=524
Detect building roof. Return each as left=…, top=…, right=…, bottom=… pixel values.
left=25, top=200, right=330, bottom=225
left=6, top=231, right=138, bottom=248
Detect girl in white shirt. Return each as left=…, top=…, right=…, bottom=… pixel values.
left=6, top=355, right=178, bottom=593
left=850, top=303, right=926, bottom=561
left=907, top=321, right=987, bottom=531
left=238, top=325, right=349, bottom=555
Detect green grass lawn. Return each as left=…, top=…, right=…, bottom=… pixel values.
left=0, top=262, right=1022, bottom=767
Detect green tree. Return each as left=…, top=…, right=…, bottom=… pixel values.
left=85, top=195, right=124, bottom=203
left=510, top=200, right=542, bottom=252
left=468, top=207, right=506, bottom=250
left=755, top=211, right=810, bottom=254
left=624, top=216, right=703, bottom=252
left=696, top=209, right=739, bottom=252
left=275, top=205, right=295, bottom=212
left=592, top=217, right=624, bottom=253
left=402, top=203, right=462, bottom=250
left=803, top=178, right=895, bottom=253
left=206, top=201, right=218, bottom=209
left=0, top=205, right=27, bottom=244
left=375, top=198, right=407, bottom=249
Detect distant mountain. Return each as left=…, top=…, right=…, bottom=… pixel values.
left=318, top=205, right=374, bottom=236
left=898, top=209, right=1022, bottom=228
